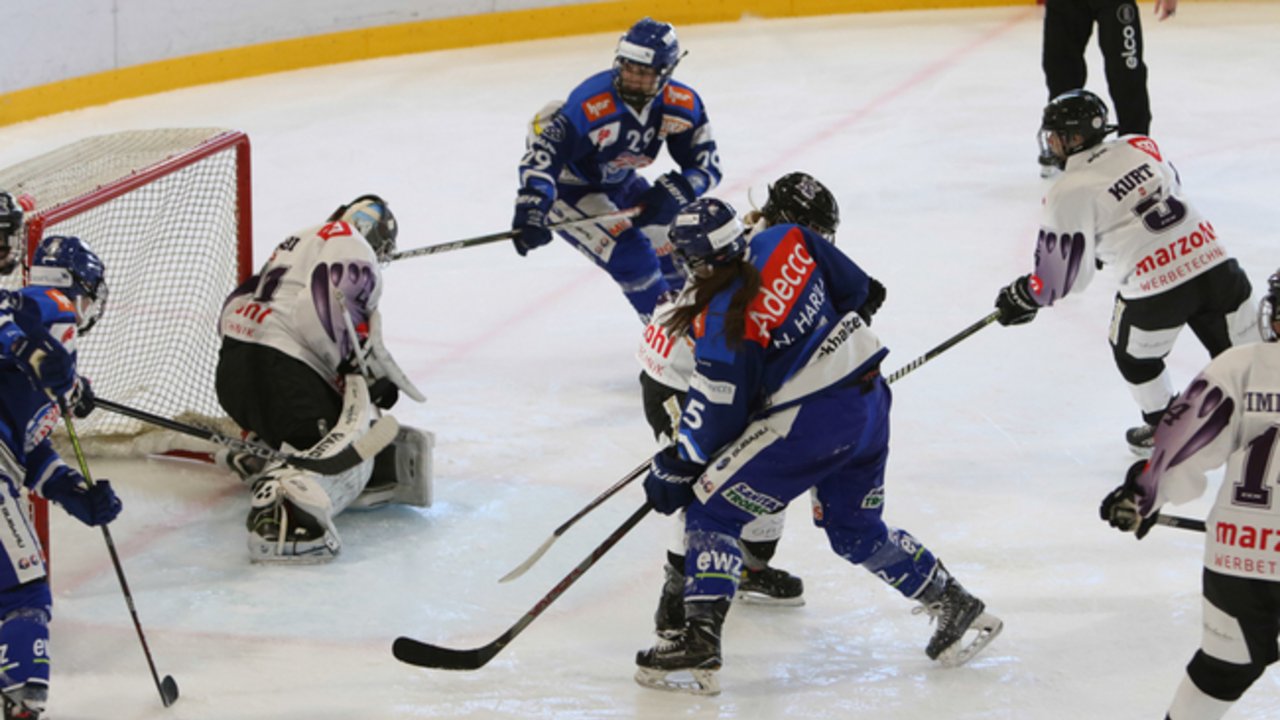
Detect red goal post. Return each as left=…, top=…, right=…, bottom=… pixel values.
left=0, top=128, right=253, bottom=556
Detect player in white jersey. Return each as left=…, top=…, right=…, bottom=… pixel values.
left=638, top=173, right=887, bottom=638
left=1100, top=270, right=1280, bottom=720
left=217, top=195, right=430, bottom=563
left=995, top=90, right=1256, bottom=454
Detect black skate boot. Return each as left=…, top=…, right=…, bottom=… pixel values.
left=653, top=558, right=686, bottom=639
left=635, top=599, right=729, bottom=696
left=3, top=683, right=46, bottom=719
left=737, top=565, right=805, bottom=606
left=914, top=564, right=1003, bottom=667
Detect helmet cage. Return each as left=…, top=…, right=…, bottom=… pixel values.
left=329, top=194, right=398, bottom=262
left=612, top=18, right=681, bottom=106
left=1260, top=270, right=1280, bottom=343
left=30, top=235, right=108, bottom=334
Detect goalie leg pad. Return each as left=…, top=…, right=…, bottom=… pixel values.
left=350, top=426, right=434, bottom=510
left=246, top=469, right=341, bottom=564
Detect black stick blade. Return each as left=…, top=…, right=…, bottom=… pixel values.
left=392, top=636, right=498, bottom=671
left=160, top=675, right=180, bottom=707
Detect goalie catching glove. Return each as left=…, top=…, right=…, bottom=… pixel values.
left=1100, top=460, right=1160, bottom=539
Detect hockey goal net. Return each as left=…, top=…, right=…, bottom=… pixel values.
left=0, top=128, right=253, bottom=553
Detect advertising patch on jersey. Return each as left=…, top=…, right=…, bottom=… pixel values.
left=661, top=116, right=693, bottom=138
left=25, top=402, right=60, bottom=454
left=582, top=92, right=618, bottom=122
left=746, top=228, right=817, bottom=345
left=588, top=121, right=621, bottom=150
left=690, top=371, right=737, bottom=405
left=861, top=486, right=884, bottom=510
left=1128, top=137, right=1162, bottom=162
left=42, top=288, right=74, bottom=313
left=723, top=482, right=784, bottom=516
left=317, top=221, right=353, bottom=240
left=664, top=85, right=695, bottom=111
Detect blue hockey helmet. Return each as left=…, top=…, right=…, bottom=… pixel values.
left=30, top=234, right=108, bottom=333
left=669, top=198, right=747, bottom=273
left=612, top=18, right=682, bottom=107
left=329, top=194, right=398, bottom=261
left=1039, top=89, right=1118, bottom=167
left=1260, top=269, right=1280, bottom=342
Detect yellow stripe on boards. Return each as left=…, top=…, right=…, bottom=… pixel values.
left=0, top=0, right=1030, bottom=127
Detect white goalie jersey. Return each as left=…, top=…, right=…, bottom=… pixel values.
left=1031, top=135, right=1229, bottom=306
left=1135, top=341, right=1280, bottom=581
left=220, top=221, right=383, bottom=388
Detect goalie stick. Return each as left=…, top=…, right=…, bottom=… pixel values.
left=56, top=396, right=180, bottom=707
left=95, top=376, right=398, bottom=476
left=393, top=502, right=653, bottom=671
left=386, top=207, right=640, bottom=262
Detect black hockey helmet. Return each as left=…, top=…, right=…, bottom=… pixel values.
left=761, top=172, right=840, bottom=242
left=1260, top=270, right=1280, bottom=342
left=329, top=194, right=397, bottom=261
left=1039, top=89, right=1118, bottom=166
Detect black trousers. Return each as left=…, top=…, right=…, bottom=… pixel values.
left=216, top=338, right=343, bottom=452
left=1043, top=0, right=1151, bottom=136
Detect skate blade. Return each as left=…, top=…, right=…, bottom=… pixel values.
left=1127, top=444, right=1153, bottom=459
left=938, top=612, right=1004, bottom=668
left=735, top=591, right=805, bottom=607
left=634, top=667, right=721, bottom=696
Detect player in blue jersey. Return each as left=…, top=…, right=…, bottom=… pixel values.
left=510, top=17, right=722, bottom=321
left=0, top=234, right=121, bottom=720
left=633, top=199, right=1002, bottom=695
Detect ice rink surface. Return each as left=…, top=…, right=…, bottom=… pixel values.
left=1, top=2, right=1279, bottom=718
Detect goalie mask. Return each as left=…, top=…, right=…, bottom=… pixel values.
left=669, top=198, right=747, bottom=273
left=329, top=194, right=398, bottom=262
left=761, top=172, right=840, bottom=242
left=1038, top=89, right=1118, bottom=169
left=30, top=235, right=108, bottom=334
left=612, top=18, right=682, bottom=108
left=1260, top=269, right=1280, bottom=343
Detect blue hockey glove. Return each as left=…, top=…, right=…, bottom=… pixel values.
left=11, top=330, right=76, bottom=400
left=511, top=189, right=554, bottom=257
left=1100, top=460, right=1159, bottom=539
left=995, top=274, right=1039, bottom=327
left=634, top=172, right=696, bottom=229
left=857, top=277, right=886, bottom=325
left=644, top=447, right=705, bottom=515
left=43, top=467, right=122, bottom=527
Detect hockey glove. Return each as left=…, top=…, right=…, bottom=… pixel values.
left=43, top=467, right=122, bottom=527
left=511, top=189, right=554, bottom=257
left=70, top=376, right=95, bottom=418
left=0, top=191, right=23, bottom=276
left=857, top=277, right=886, bottom=325
left=11, top=330, right=76, bottom=401
left=1099, top=460, right=1159, bottom=539
left=634, top=172, right=696, bottom=229
left=644, top=447, right=704, bottom=515
left=995, top=274, right=1039, bottom=327
left=369, top=376, right=399, bottom=410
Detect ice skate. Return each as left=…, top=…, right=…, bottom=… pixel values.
left=635, top=599, right=727, bottom=696
left=218, top=448, right=267, bottom=483
left=653, top=561, right=685, bottom=639
left=915, top=569, right=1003, bottom=667
left=1125, top=423, right=1155, bottom=457
left=246, top=475, right=340, bottom=564
left=737, top=565, right=804, bottom=607
left=3, top=683, right=46, bottom=719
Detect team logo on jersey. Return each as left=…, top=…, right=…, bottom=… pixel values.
left=1128, top=137, right=1162, bottom=162
left=664, top=85, right=695, bottom=111
left=589, top=121, right=621, bottom=149
left=582, top=92, right=617, bottom=121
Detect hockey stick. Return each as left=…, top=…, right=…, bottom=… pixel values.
left=393, top=501, right=654, bottom=670
left=385, top=207, right=640, bottom=262
left=95, top=380, right=398, bottom=476
left=885, top=310, right=1002, bottom=384
left=498, top=458, right=649, bottom=583
left=57, top=399, right=180, bottom=707
left=1156, top=514, right=1206, bottom=532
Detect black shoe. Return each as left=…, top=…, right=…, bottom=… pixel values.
left=1126, top=424, right=1155, bottom=457
left=738, top=566, right=804, bottom=606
